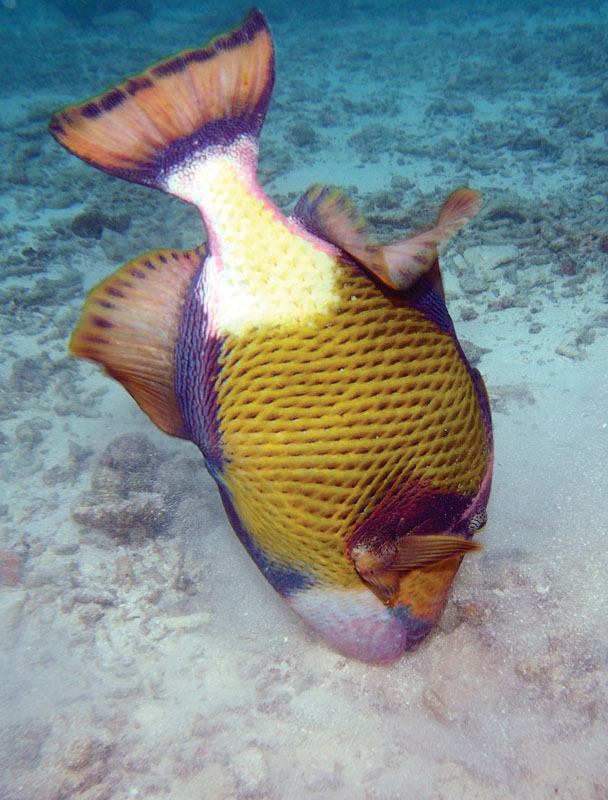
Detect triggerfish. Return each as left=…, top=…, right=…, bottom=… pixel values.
left=49, top=8, right=493, bottom=663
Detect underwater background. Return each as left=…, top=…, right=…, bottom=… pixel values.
left=1, top=0, right=607, bottom=797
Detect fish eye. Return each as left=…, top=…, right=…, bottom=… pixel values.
left=468, top=509, right=487, bottom=533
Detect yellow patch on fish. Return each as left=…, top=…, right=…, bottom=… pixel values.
left=169, top=153, right=339, bottom=335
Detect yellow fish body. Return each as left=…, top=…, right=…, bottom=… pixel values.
left=50, top=8, right=493, bottom=662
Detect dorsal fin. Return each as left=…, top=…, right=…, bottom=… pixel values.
left=69, top=246, right=205, bottom=437
left=293, top=185, right=482, bottom=291
left=48, top=8, right=274, bottom=190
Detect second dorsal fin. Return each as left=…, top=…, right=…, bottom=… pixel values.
left=293, top=185, right=482, bottom=291
left=70, top=246, right=205, bottom=437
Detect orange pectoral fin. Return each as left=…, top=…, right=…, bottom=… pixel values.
left=353, top=534, right=482, bottom=605
left=391, top=534, right=482, bottom=570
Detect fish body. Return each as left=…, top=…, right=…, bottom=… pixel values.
left=49, top=9, right=493, bottom=663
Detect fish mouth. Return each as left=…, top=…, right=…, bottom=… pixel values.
left=285, top=586, right=432, bottom=663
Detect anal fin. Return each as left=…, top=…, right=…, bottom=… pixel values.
left=70, top=246, right=205, bottom=437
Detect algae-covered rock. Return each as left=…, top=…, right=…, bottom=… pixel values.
left=71, top=491, right=167, bottom=540
left=99, top=433, right=160, bottom=493
left=70, top=434, right=174, bottom=540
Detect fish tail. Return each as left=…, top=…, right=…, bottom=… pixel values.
left=48, top=8, right=273, bottom=194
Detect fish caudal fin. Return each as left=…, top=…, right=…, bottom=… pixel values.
left=48, top=8, right=273, bottom=192
left=294, top=185, right=482, bottom=291
left=352, top=534, right=482, bottom=603
left=69, top=247, right=204, bottom=437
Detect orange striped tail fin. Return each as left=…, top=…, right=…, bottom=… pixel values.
left=48, top=8, right=274, bottom=191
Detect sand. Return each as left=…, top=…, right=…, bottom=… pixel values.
left=0, top=0, right=607, bottom=797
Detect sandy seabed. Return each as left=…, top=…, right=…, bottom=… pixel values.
left=1, top=1, right=607, bottom=798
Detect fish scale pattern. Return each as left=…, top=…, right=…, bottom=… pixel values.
left=215, top=262, right=489, bottom=587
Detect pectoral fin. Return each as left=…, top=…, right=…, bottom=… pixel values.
left=352, top=534, right=482, bottom=604
left=391, top=534, right=482, bottom=570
